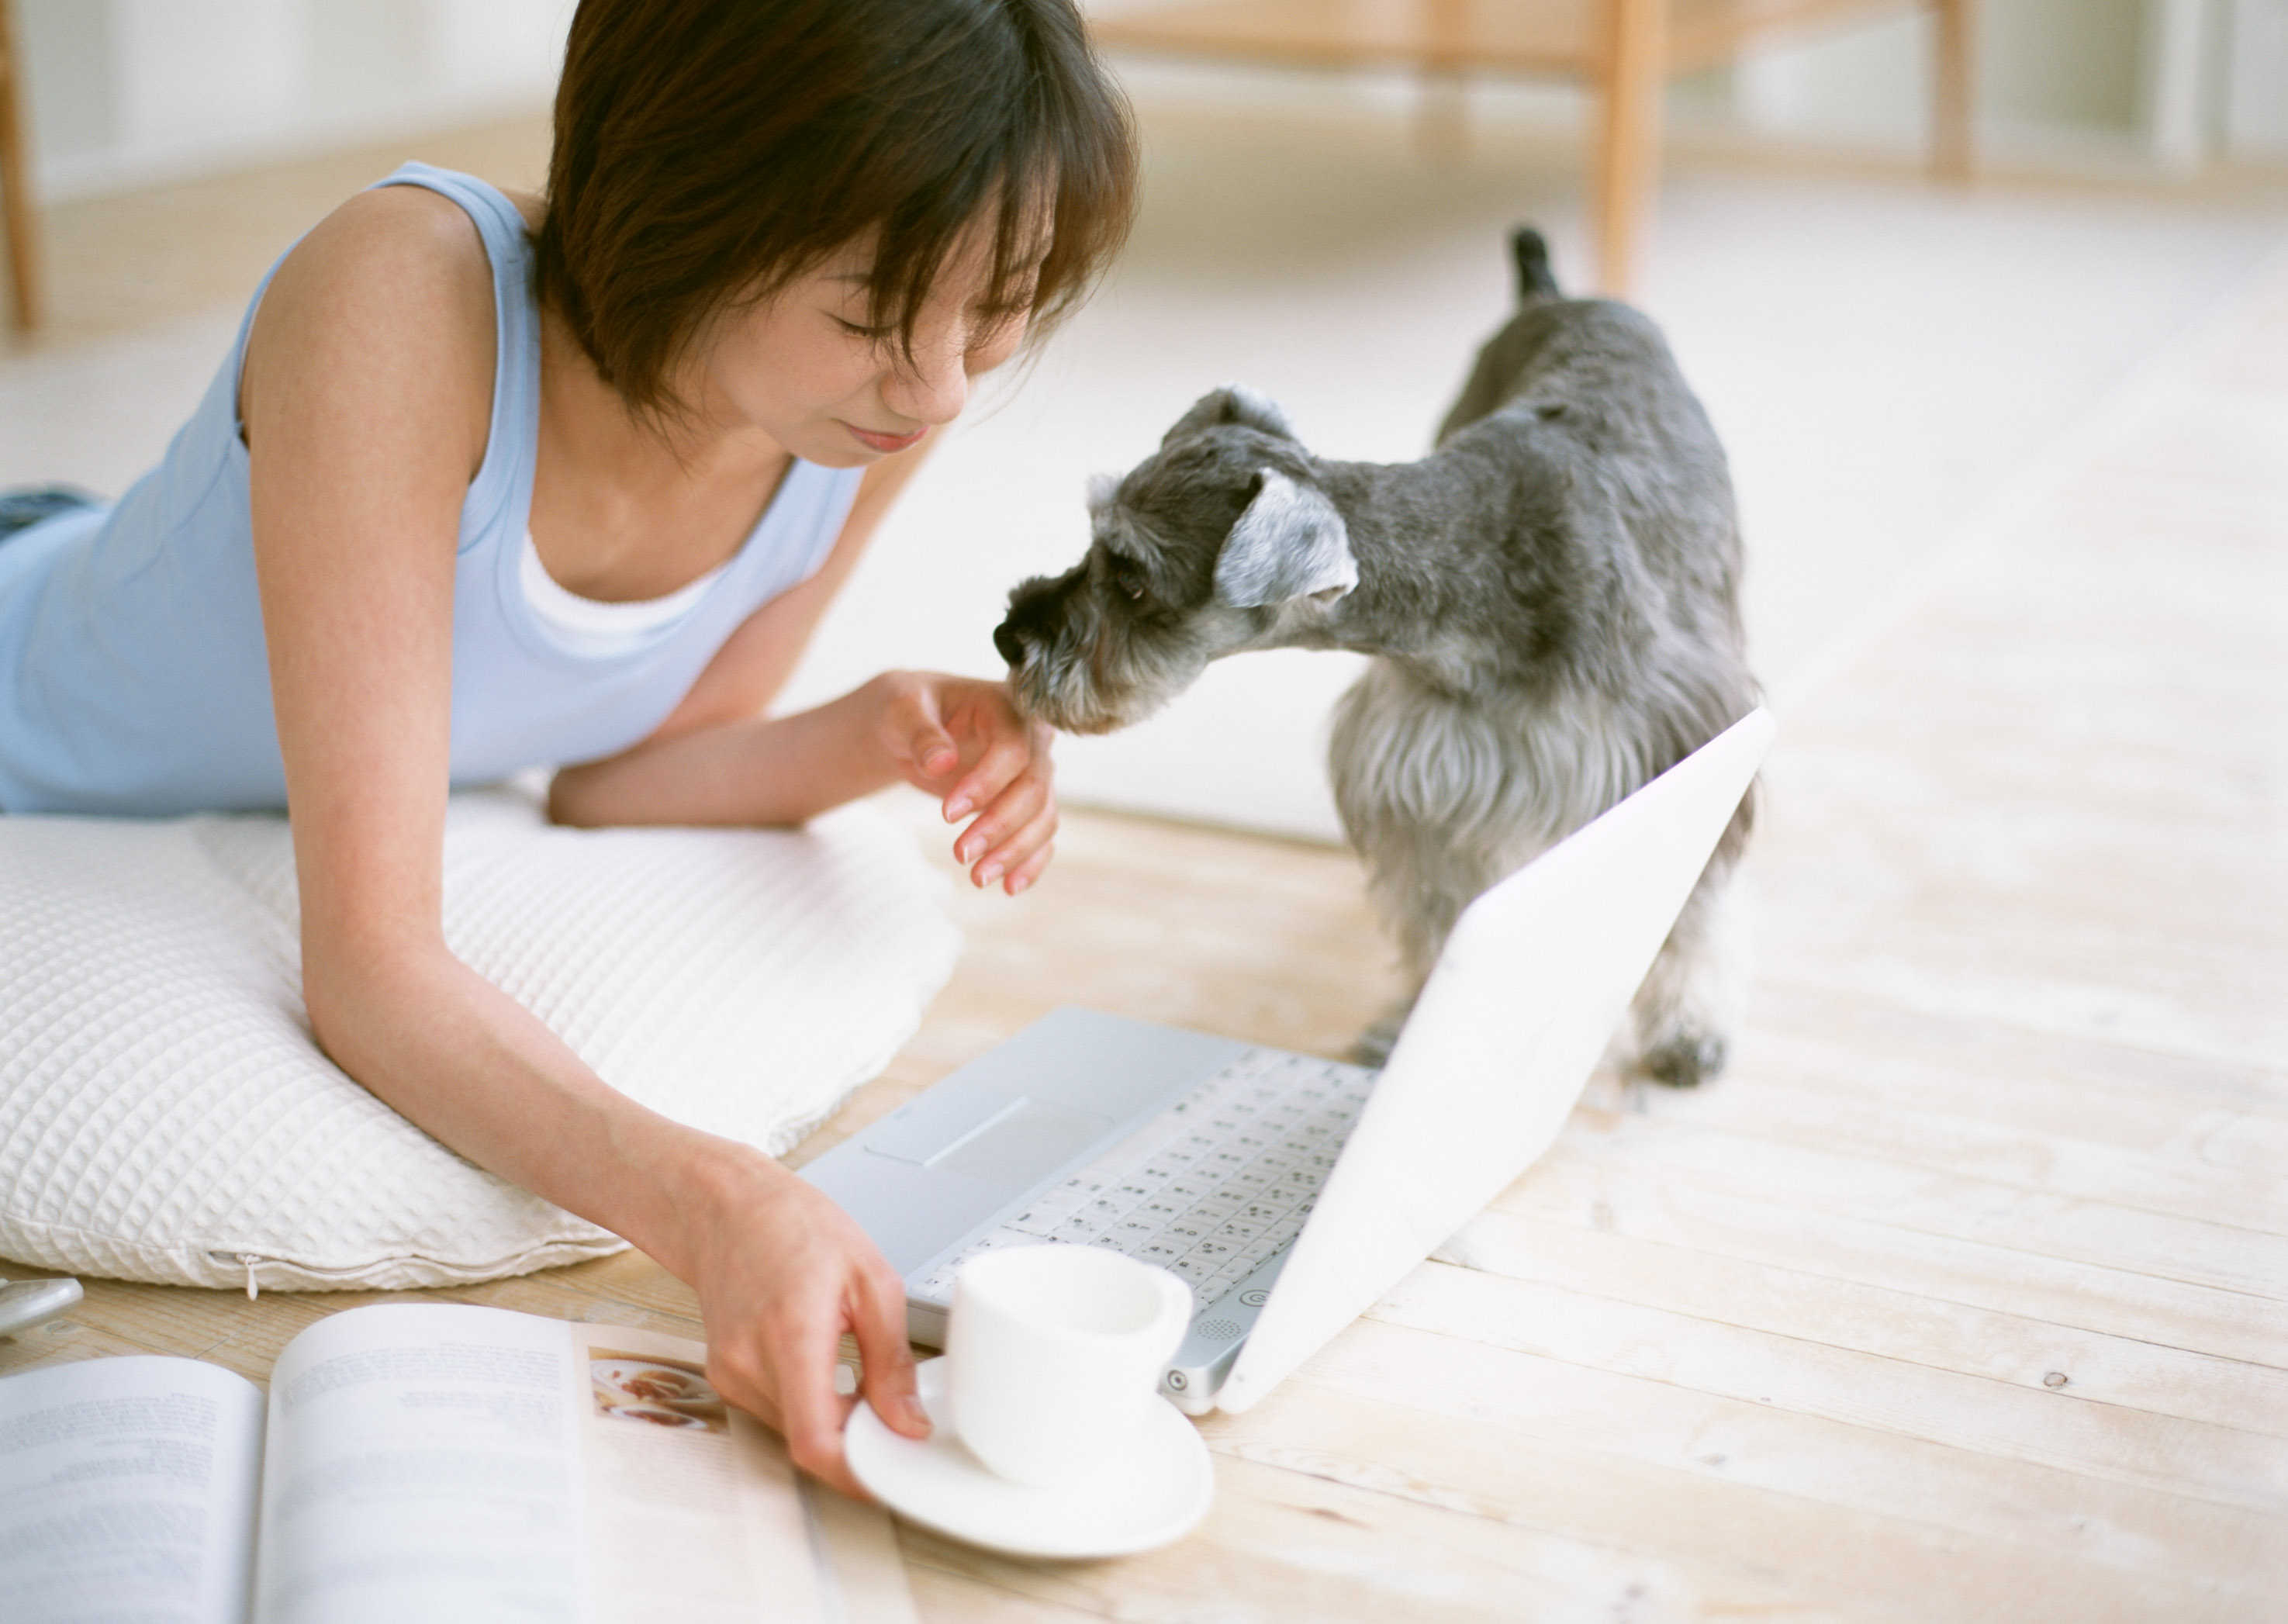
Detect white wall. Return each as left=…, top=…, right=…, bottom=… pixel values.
left=1715, top=0, right=2287, bottom=167
left=16, top=0, right=572, bottom=199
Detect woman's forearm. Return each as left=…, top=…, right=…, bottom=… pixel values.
left=304, top=934, right=769, bottom=1278
left=548, top=676, right=897, bottom=829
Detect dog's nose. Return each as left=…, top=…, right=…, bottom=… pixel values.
left=992, top=621, right=1026, bottom=667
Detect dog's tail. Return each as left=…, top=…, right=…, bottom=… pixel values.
left=1512, top=227, right=1561, bottom=302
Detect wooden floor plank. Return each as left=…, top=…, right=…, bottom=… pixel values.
left=1369, top=1263, right=2288, bottom=1511
left=1654, top=1069, right=2288, bottom=1235
left=900, top=1454, right=1822, bottom=1624
left=1493, top=1152, right=2288, bottom=1369
left=1742, top=988, right=2288, bottom=1151
left=1536, top=1108, right=2288, bottom=1300
left=1437, top=1208, right=2288, bottom=1436
left=1219, top=1339, right=2285, bottom=1619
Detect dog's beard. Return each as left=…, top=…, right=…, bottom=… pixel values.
left=1006, top=629, right=1211, bottom=737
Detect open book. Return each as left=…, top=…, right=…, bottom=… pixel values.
left=0, top=1302, right=915, bottom=1624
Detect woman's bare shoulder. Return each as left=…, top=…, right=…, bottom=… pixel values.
left=266, top=185, right=496, bottom=336
left=242, top=185, right=496, bottom=461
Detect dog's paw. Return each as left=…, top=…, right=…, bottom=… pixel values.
left=1640, top=1031, right=1728, bottom=1089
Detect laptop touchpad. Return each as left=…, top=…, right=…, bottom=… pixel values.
left=922, top=1098, right=1113, bottom=1187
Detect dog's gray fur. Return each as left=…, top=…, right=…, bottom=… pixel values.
left=994, top=231, right=1758, bottom=1083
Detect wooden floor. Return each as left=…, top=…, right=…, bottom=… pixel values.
left=5, top=171, right=2286, bottom=1622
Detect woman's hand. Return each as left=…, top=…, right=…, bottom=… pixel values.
left=681, top=1141, right=930, bottom=1498
left=874, top=671, right=1057, bottom=893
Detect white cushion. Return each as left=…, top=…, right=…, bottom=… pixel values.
left=0, top=790, right=959, bottom=1292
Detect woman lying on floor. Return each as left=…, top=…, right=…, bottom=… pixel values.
left=0, top=0, right=1135, bottom=1494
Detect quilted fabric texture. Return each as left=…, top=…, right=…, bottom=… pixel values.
left=0, top=791, right=959, bottom=1292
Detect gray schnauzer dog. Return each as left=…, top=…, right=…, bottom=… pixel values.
left=994, top=230, right=1758, bottom=1084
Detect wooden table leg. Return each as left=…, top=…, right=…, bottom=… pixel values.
left=1595, top=0, right=1667, bottom=297
left=1931, top=0, right=1976, bottom=181
left=0, top=0, right=41, bottom=332
left=1414, top=0, right=1470, bottom=161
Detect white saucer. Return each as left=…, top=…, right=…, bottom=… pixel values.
left=845, top=1358, right=1214, bottom=1559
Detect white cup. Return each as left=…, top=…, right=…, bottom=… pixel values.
left=945, top=1244, right=1192, bottom=1488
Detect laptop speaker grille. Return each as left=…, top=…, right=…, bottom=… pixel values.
left=1195, top=1318, right=1242, bottom=1342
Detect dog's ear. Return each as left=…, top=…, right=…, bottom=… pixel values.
left=1163, top=384, right=1297, bottom=447
left=1085, top=472, right=1122, bottom=512
left=1214, top=472, right=1357, bottom=609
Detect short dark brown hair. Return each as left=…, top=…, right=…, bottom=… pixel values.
left=535, top=0, right=1139, bottom=417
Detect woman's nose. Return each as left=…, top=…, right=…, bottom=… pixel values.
left=882, top=336, right=970, bottom=427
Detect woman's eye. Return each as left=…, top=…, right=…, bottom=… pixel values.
left=835, top=316, right=893, bottom=343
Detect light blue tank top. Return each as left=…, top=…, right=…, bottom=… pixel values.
left=0, top=164, right=863, bottom=817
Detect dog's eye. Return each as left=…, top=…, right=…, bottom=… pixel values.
left=1108, top=560, right=1148, bottom=603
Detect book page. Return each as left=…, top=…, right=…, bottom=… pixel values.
left=252, top=1303, right=596, bottom=1624
left=0, top=1354, right=264, bottom=1624
left=572, top=1322, right=915, bottom=1624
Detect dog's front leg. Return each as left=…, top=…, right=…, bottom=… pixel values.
left=1330, top=661, right=1531, bottom=1061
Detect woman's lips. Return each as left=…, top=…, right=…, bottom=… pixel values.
left=844, top=422, right=928, bottom=454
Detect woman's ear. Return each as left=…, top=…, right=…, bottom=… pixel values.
left=1213, top=472, right=1357, bottom=608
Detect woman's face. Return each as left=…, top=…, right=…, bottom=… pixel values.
left=693, top=227, right=1036, bottom=467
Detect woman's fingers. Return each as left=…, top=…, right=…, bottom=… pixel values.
left=890, top=677, right=960, bottom=782
left=772, top=1309, right=869, bottom=1499
left=975, top=803, right=1057, bottom=892
left=851, top=1263, right=929, bottom=1441
left=1002, top=836, right=1056, bottom=896
left=953, top=765, right=1049, bottom=875
left=942, top=724, right=1036, bottom=824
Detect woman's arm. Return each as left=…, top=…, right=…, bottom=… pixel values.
left=548, top=449, right=1059, bottom=893
left=242, top=187, right=926, bottom=1496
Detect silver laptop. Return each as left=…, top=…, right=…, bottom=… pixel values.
left=802, top=707, right=1774, bottom=1415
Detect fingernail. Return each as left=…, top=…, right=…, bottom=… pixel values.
left=956, top=838, right=979, bottom=863
left=977, top=862, right=1003, bottom=886
left=1008, top=874, right=1030, bottom=894
left=902, top=1395, right=931, bottom=1432
left=944, top=797, right=972, bottom=821
left=925, top=748, right=957, bottom=773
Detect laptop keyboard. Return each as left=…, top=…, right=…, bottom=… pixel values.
left=910, top=1049, right=1378, bottom=1310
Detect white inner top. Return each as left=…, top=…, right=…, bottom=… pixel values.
left=519, top=530, right=728, bottom=655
